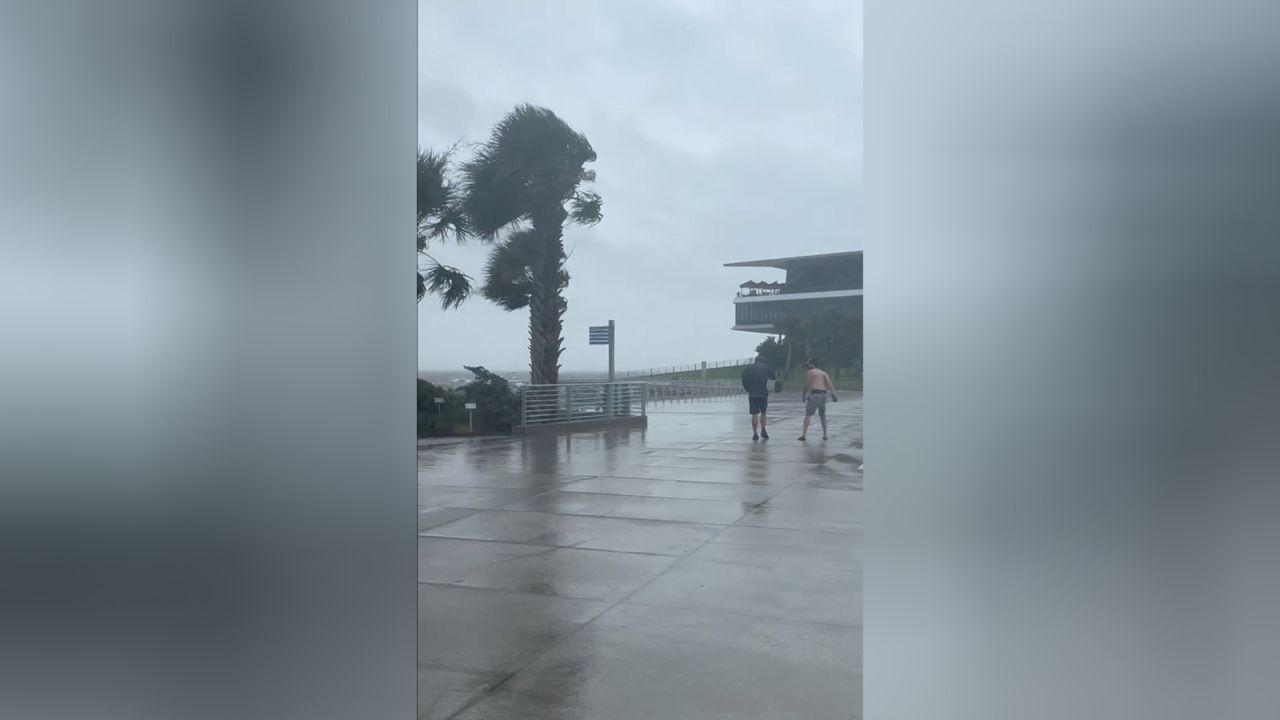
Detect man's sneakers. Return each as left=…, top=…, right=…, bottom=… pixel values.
left=752, top=433, right=759, bottom=442
left=761, top=429, right=770, bottom=440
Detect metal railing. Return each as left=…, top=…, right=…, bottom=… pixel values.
left=519, top=380, right=750, bottom=428
left=618, top=358, right=754, bottom=379
left=645, top=379, right=745, bottom=400
left=520, top=382, right=647, bottom=428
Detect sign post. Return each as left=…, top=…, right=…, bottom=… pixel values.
left=589, top=321, right=616, bottom=416
left=608, top=319, right=616, bottom=383
left=464, top=402, right=477, bottom=433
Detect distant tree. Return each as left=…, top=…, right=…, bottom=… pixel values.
left=774, top=311, right=861, bottom=379
left=418, top=379, right=463, bottom=436
left=460, top=365, right=521, bottom=433
left=417, top=367, right=522, bottom=436
left=755, top=336, right=787, bottom=369
left=775, top=315, right=814, bottom=377
left=462, top=105, right=602, bottom=384
left=417, top=147, right=473, bottom=308
left=774, top=317, right=799, bottom=377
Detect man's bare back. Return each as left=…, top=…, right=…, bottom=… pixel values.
left=803, top=367, right=834, bottom=394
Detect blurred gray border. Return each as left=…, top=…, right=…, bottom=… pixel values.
left=0, top=2, right=417, bottom=719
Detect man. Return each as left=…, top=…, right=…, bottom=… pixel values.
left=740, top=354, right=776, bottom=441
left=798, top=359, right=837, bottom=441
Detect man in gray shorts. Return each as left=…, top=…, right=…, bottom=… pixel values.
left=798, top=360, right=837, bottom=441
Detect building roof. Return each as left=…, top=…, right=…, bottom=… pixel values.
left=724, top=250, right=861, bottom=270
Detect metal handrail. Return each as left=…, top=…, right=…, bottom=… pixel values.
left=618, top=357, right=754, bottom=379
left=519, top=380, right=750, bottom=427
left=643, top=380, right=746, bottom=401
left=520, top=382, right=648, bottom=427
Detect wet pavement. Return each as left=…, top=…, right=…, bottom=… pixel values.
left=418, top=395, right=863, bottom=719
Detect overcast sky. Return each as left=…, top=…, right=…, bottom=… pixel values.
left=418, top=0, right=862, bottom=373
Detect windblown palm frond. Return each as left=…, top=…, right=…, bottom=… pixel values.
left=417, top=146, right=473, bottom=308
left=422, top=261, right=473, bottom=310
left=461, top=104, right=598, bottom=239
left=481, top=228, right=570, bottom=311
left=569, top=190, right=603, bottom=225
left=481, top=229, right=538, bottom=311
left=417, top=147, right=470, bottom=243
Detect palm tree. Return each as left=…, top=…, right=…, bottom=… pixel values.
left=418, top=147, right=472, bottom=308
left=480, top=227, right=569, bottom=311
left=462, top=104, right=602, bottom=385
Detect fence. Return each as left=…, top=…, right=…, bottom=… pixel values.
left=519, top=382, right=647, bottom=429
left=645, top=379, right=745, bottom=400
left=517, top=380, right=747, bottom=432
left=618, top=358, right=754, bottom=379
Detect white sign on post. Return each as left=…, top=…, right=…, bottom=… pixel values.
left=464, top=403, right=477, bottom=410
left=464, top=402, right=477, bottom=433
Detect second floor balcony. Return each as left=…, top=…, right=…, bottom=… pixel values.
left=737, top=281, right=784, bottom=298
left=734, top=292, right=864, bottom=328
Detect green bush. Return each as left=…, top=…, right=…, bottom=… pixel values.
left=417, top=366, right=521, bottom=437
left=459, top=365, right=520, bottom=433
left=418, top=379, right=462, bottom=435
left=754, top=336, right=787, bottom=369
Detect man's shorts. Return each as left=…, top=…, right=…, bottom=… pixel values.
left=805, top=391, right=828, bottom=417
left=748, top=395, right=769, bottom=415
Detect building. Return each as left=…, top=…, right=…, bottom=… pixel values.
left=725, top=250, right=863, bottom=334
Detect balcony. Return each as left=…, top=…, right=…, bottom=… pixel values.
left=733, top=292, right=864, bottom=330
left=737, top=280, right=863, bottom=299
left=737, top=281, right=784, bottom=298
left=735, top=287, right=863, bottom=304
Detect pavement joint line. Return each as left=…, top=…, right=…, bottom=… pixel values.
left=442, top=474, right=814, bottom=719
left=493, top=501, right=771, bottom=525
left=475, top=505, right=758, bottom=527
left=417, top=580, right=639, bottom=605
left=569, top=473, right=790, bottom=486
left=509, top=488, right=769, bottom=504
left=614, top=599, right=864, bottom=631
left=416, top=532, right=716, bottom=559
left=417, top=661, right=505, bottom=676
left=566, top=471, right=762, bottom=482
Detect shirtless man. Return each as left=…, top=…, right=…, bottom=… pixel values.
left=798, top=360, right=837, bottom=441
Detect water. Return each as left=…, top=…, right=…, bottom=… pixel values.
left=418, top=369, right=609, bottom=388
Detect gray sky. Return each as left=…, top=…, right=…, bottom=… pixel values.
left=418, top=0, right=862, bottom=373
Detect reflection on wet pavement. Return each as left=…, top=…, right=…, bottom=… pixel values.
left=418, top=395, right=863, bottom=719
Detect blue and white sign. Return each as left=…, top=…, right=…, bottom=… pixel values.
left=588, top=325, right=612, bottom=345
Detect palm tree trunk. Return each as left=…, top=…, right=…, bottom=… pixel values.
left=528, top=206, right=568, bottom=385
left=526, top=304, right=540, bottom=384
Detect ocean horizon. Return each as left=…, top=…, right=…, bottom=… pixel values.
left=418, top=369, right=611, bottom=388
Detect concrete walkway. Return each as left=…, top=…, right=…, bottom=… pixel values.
left=418, top=395, right=863, bottom=719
